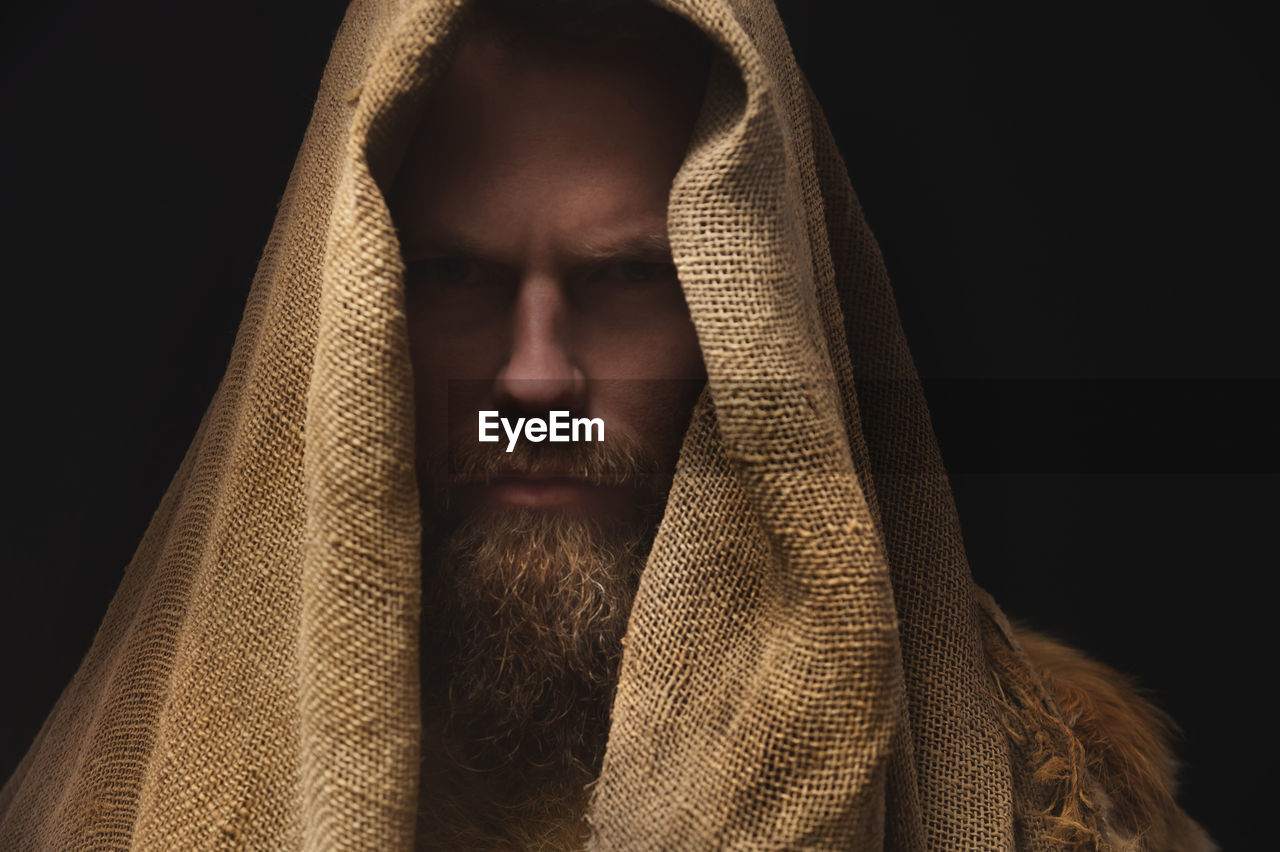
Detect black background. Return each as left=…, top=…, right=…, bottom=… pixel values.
left=1, top=1, right=1274, bottom=846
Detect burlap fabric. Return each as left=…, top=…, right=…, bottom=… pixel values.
left=0, top=1, right=1142, bottom=848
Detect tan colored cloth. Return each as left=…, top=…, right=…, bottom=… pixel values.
left=0, top=1, right=1209, bottom=849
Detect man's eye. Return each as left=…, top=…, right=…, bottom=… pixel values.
left=409, top=256, right=479, bottom=285
left=570, top=259, right=686, bottom=318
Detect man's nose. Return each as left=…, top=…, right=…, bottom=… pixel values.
left=492, top=278, right=586, bottom=413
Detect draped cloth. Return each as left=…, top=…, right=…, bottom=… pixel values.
left=0, top=1, right=1201, bottom=848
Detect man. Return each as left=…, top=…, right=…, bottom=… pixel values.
left=392, top=8, right=708, bottom=847
left=0, top=0, right=1214, bottom=849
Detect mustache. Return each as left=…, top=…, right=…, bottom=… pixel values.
left=432, top=430, right=661, bottom=487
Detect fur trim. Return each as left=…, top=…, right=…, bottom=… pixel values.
left=981, top=614, right=1109, bottom=850
left=1013, top=626, right=1217, bottom=852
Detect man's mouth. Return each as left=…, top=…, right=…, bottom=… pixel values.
left=433, top=444, right=658, bottom=520
left=450, top=468, right=609, bottom=506
left=480, top=475, right=605, bottom=509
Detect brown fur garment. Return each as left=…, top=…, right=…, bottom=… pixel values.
left=1013, top=626, right=1217, bottom=852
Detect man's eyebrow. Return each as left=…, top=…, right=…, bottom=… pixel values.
left=399, top=229, right=672, bottom=264
left=575, top=232, right=672, bottom=262
left=399, top=230, right=494, bottom=262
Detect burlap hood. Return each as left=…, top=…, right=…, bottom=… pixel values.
left=0, top=0, right=1190, bottom=849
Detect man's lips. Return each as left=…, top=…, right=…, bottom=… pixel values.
left=489, top=470, right=581, bottom=481
left=473, top=475, right=609, bottom=509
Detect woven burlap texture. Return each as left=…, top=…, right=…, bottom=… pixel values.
left=1, top=0, right=1114, bottom=848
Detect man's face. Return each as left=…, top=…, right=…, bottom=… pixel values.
left=391, top=21, right=706, bottom=809
left=395, top=28, right=706, bottom=530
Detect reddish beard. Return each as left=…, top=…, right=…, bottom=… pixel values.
left=416, top=436, right=664, bottom=841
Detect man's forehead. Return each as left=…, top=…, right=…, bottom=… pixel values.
left=400, top=219, right=672, bottom=267
left=392, top=12, right=703, bottom=269
left=398, top=16, right=703, bottom=179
